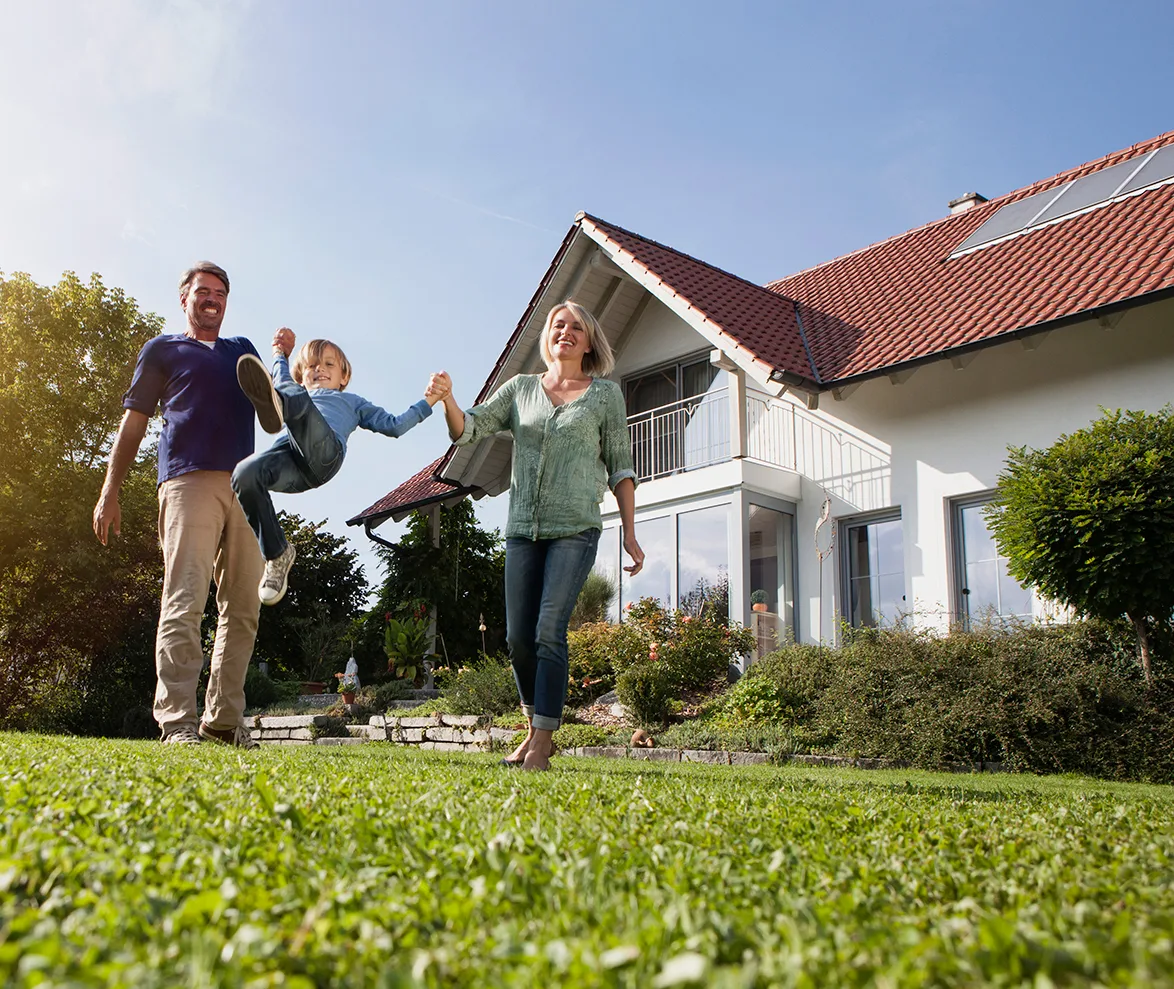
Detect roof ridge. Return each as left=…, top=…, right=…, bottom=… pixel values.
left=766, top=129, right=1174, bottom=289
left=578, top=212, right=800, bottom=308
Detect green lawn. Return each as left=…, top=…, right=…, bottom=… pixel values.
left=1, top=733, right=1172, bottom=987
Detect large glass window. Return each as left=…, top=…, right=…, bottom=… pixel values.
left=620, top=515, right=672, bottom=611
left=953, top=497, right=1033, bottom=625
left=677, top=505, right=729, bottom=619
left=842, top=513, right=904, bottom=628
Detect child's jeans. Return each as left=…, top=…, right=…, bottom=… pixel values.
left=231, top=382, right=343, bottom=560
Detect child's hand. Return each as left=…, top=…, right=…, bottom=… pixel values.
left=273, top=327, right=295, bottom=357
left=425, top=371, right=452, bottom=406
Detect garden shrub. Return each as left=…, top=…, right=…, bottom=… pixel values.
left=566, top=619, right=647, bottom=706
left=244, top=665, right=279, bottom=709
left=804, top=620, right=1173, bottom=781
left=444, top=655, right=518, bottom=716
left=616, top=662, right=678, bottom=726
left=658, top=719, right=799, bottom=758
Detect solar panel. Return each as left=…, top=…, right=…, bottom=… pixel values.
left=1032, top=157, right=1142, bottom=224
left=952, top=185, right=1067, bottom=254
left=951, top=144, right=1174, bottom=257
left=1119, top=145, right=1174, bottom=196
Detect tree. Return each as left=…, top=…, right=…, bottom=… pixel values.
left=986, top=407, right=1174, bottom=684
left=216, top=511, right=369, bottom=681
left=0, top=271, right=165, bottom=731
left=356, top=501, right=505, bottom=675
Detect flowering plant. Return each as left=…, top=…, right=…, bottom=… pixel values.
left=335, top=671, right=359, bottom=694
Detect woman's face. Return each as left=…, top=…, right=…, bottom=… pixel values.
left=547, top=308, right=591, bottom=365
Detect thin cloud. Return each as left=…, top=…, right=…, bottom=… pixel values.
left=419, top=187, right=554, bottom=233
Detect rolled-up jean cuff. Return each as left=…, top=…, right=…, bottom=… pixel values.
left=521, top=704, right=535, bottom=720
left=531, top=714, right=561, bottom=732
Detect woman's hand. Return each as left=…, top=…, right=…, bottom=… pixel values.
left=425, top=371, right=452, bottom=406
left=622, top=529, right=644, bottom=575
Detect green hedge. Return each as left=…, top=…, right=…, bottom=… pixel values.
left=736, top=620, right=1172, bottom=781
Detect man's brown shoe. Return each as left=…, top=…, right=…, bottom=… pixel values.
left=198, top=722, right=260, bottom=750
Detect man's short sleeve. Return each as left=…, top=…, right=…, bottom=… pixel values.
left=123, top=337, right=167, bottom=415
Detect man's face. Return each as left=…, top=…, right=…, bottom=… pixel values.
left=181, top=272, right=228, bottom=334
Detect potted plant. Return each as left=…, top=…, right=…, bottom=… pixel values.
left=750, top=589, right=769, bottom=613
left=334, top=671, right=359, bottom=704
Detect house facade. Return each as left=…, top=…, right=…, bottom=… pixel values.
left=351, top=131, right=1174, bottom=661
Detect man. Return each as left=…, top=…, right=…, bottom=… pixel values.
left=93, top=262, right=264, bottom=747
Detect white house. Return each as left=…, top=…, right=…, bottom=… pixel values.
left=350, top=130, right=1174, bottom=658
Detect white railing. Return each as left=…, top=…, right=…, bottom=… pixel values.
left=627, top=389, right=730, bottom=479
left=627, top=389, right=891, bottom=512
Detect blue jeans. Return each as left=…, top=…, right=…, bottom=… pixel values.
left=231, top=383, right=343, bottom=560
left=504, top=529, right=600, bottom=731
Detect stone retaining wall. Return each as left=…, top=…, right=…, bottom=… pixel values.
left=249, top=713, right=1003, bottom=772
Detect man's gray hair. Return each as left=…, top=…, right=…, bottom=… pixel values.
left=179, top=261, right=230, bottom=296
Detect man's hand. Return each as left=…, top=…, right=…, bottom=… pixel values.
left=93, top=489, right=121, bottom=546
left=273, top=327, right=296, bottom=357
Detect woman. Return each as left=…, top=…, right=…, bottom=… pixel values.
left=429, top=301, right=644, bottom=771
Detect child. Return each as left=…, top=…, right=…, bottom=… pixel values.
left=233, top=327, right=445, bottom=605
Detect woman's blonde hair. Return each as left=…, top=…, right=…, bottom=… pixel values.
left=291, top=339, right=352, bottom=390
left=539, top=300, right=615, bottom=377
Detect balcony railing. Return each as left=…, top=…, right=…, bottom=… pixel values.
left=627, top=388, right=891, bottom=511
left=627, top=389, right=730, bottom=480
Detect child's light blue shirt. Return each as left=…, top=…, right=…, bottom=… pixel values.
left=273, top=355, right=431, bottom=456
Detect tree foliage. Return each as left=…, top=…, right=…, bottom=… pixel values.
left=985, top=407, right=1174, bottom=683
left=0, top=271, right=164, bottom=731
left=222, top=511, right=369, bottom=682
left=356, top=501, right=505, bottom=677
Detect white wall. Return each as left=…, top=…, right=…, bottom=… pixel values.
left=798, top=296, right=1174, bottom=642
left=612, top=297, right=716, bottom=378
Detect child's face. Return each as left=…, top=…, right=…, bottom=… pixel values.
left=304, top=346, right=346, bottom=391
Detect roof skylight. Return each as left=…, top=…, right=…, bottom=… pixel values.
left=951, top=145, right=1174, bottom=257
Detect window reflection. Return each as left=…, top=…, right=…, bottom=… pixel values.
left=677, top=505, right=729, bottom=620
left=956, top=500, right=1033, bottom=624
left=621, top=515, right=672, bottom=611
left=594, top=526, right=621, bottom=623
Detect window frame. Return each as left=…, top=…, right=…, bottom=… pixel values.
left=838, top=508, right=905, bottom=630
left=949, top=491, right=1034, bottom=628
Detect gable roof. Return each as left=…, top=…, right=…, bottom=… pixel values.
left=578, top=214, right=820, bottom=388
left=770, top=130, right=1174, bottom=383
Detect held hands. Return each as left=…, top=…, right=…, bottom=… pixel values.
left=622, top=529, right=645, bottom=575
left=425, top=371, right=453, bottom=407
left=273, top=327, right=296, bottom=357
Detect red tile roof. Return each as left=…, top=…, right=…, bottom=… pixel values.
left=580, top=214, right=819, bottom=386
left=347, top=457, right=475, bottom=527
left=352, top=130, right=1174, bottom=525
left=769, top=130, right=1174, bottom=382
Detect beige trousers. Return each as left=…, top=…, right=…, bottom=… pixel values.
left=155, top=470, right=264, bottom=735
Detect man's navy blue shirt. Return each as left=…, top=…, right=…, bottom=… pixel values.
left=123, top=333, right=259, bottom=486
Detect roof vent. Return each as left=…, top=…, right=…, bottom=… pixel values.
left=948, top=192, right=989, bottom=215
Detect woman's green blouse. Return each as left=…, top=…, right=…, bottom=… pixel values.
left=455, top=374, right=637, bottom=540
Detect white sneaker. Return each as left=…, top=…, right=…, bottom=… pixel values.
left=237, top=353, right=284, bottom=434
left=162, top=725, right=202, bottom=745
left=198, top=722, right=260, bottom=750
left=259, top=543, right=296, bottom=605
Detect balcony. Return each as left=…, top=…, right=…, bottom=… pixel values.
left=626, top=387, right=891, bottom=510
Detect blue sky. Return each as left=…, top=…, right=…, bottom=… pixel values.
left=4, top=0, right=1173, bottom=588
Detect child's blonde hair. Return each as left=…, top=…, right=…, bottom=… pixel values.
left=291, top=339, right=352, bottom=390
